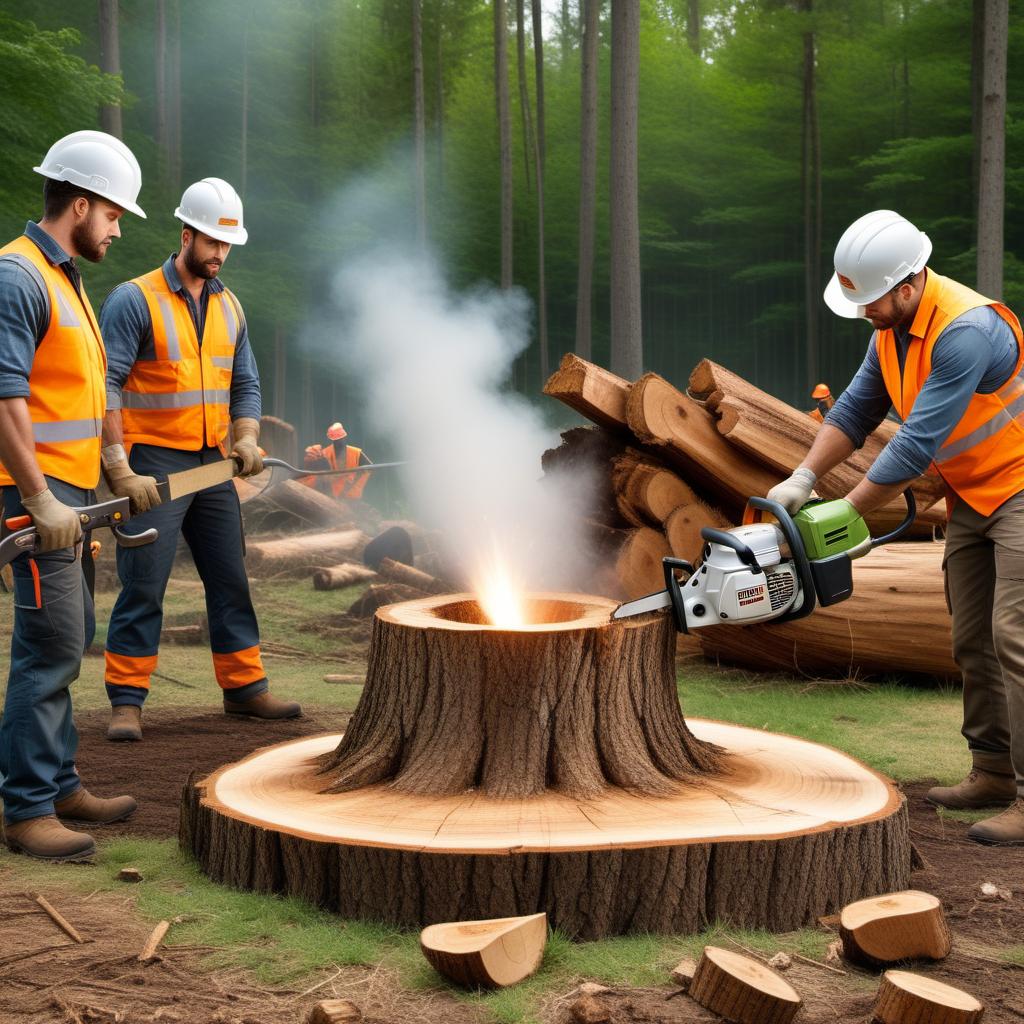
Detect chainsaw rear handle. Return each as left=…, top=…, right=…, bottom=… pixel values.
left=870, top=488, right=917, bottom=548
left=698, top=528, right=764, bottom=573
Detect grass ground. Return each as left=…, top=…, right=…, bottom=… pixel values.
left=1, top=572, right=1018, bottom=1023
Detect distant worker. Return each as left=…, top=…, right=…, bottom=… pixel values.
left=0, top=131, right=144, bottom=860
left=769, top=209, right=1024, bottom=845
left=100, top=177, right=301, bottom=742
left=302, top=421, right=371, bottom=499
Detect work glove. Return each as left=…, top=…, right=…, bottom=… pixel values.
left=231, top=417, right=264, bottom=478
left=766, top=467, right=817, bottom=514
left=21, top=488, right=83, bottom=553
left=102, top=446, right=160, bottom=515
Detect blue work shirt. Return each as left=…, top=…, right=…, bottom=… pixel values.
left=825, top=304, right=1019, bottom=485
left=0, top=221, right=87, bottom=400
left=101, top=253, right=261, bottom=421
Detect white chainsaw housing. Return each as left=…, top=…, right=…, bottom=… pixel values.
left=680, top=522, right=803, bottom=629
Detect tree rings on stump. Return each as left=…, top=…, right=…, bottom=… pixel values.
left=420, top=912, right=547, bottom=988
left=873, top=971, right=984, bottom=1024
left=839, top=890, right=951, bottom=966
left=181, top=592, right=910, bottom=939
left=689, top=946, right=802, bottom=1024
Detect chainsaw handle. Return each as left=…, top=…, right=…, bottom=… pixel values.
left=744, top=497, right=818, bottom=623
left=699, top=527, right=764, bottom=573
left=662, top=557, right=696, bottom=634
left=870, top=488, right=917, bottom=548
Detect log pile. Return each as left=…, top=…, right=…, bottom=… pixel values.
left=544, top=354, right=954, bottom=679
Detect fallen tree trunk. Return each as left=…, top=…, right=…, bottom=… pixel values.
left=261, top=478, right=356, bottom=529
left=312, top=563, right=378, bottom=591
left=377, top=557, right=448, bottom=595
left=695, top=541, right=955, bottom=678
left=689, top=359, right=946, bottom=534
left=246, top=529, right=368, bottom=576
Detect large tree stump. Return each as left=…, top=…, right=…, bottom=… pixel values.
left=182, top=592, right=910, bottom=939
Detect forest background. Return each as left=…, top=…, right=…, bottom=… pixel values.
left=0, top=0, right=1019, bottom=454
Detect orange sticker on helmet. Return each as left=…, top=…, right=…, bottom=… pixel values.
left=838, top=273, right=855, bottom=289
left=218, top=217, right=239, bottom=226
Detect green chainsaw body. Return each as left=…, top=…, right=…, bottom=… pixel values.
left=792, top=499, right=871, bottom=560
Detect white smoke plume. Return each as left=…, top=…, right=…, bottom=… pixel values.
left=328, top=248, right=590, bottom=615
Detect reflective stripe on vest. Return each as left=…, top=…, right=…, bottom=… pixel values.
left=875, top=270, right=1024, bottom=516
left=120, top=267, right=239, bottom=450
left=0, top=236, right=106, bottom=489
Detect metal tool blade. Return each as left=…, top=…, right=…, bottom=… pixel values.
left=157, top=459, right=238, bottom=503
left=612, top=589, right=673, bottom=619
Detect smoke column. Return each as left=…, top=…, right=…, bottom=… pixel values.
left=328, top=248, right=589, bottom=614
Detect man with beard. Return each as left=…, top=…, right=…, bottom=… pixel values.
left=0, top=131, right=144, bottom=860
left=99, top=178, right=301, bottom=741
left=769, top=209, right=1024, bottom=845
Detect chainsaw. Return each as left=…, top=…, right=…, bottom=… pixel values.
left=613, top=490, right=917, bottom=632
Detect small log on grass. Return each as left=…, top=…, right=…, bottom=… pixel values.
left=246, top=529, right=368, bottom=576
left=420, top=913, right=547, bottom=988
left=346, top=583, right=426, bottom=617
left=872, top=971, right=983, bottom=1024
left=839, top=890, right=951, bottom=966
left=377, top=557, right=449, bottom=594
left=312, top=563, right=378, bottom=591
left=689, top=946, right=802, bottom=1024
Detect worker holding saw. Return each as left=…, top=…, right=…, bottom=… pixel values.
left=0, top=132, right=144, bottom=860
left=770, top=209, right=1024, bottom=846
left=100, top=177, right=301, bottom=742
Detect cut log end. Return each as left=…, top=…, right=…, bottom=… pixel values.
left=839, top=890, right=951, bottom=965
left=873, top=971, right=984, bottom=1024
left=306, top=999, right=361, bottom=1024
left=689, top=946, right=802, bottom=1024
left=420, top=913, right=547, bottom=988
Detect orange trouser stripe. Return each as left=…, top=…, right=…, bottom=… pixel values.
left=105, top=651, right=158, bottom=689
left=211, top=645, right=266, bottom=689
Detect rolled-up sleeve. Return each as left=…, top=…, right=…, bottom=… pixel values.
left=100, top=283, right=148, bottom=410
left=824, top=336, right=893, bottom=449
left=227, top=301, right=261, bottom=421
left=0, top=257, right=48, bottom=399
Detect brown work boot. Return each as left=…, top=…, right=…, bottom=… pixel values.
left=968, top=798, right=1024, bottom=846
left=926, top=766, right=1016, bottom=809
left=223, top=689, right=302, bottom=720
left=107, top=705, right=142, bottom=742
left=3, top=815, right=96, bottom=861
left=54, top=787, right=137, bottom=825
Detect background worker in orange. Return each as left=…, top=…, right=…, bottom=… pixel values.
left=302, top=421, right=371, bottom=499
left=100, top=178, right=301, bottom=742
left=0, top=132, right=143, bottom=861
left=770, top=210, right=1024, bottom=846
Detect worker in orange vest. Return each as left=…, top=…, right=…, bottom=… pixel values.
left=100, top=178, right=301, bottom=742
left=769, top=210, right=1024, bottom=845
left=302, top=422, right=371, bottom=500
left=0, top=132, right=144, bottom=861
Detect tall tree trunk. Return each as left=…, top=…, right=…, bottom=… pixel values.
left=169, top=0, right=182, bottom=192
left=900, top=0, right=910, bottom=136
left=800, top=0, right=821, bottom=391
left=575, top=0, right=600, bottom=360
left=495, top=0, right=514, bottom=290
left=970, top=0, right=984, bottom=217
left=413, top=0, right=427, bottom=247
left=976, top=0, right=1007, bottom=297
left=155, top=0, right=169, bottom=182
left=687, top=0, right=700, bottom=56
left=560, top=0, right=572, bottom=62
left=516, top=0, right=534, bottom=190
left=98, top=0, right=123, bottom=138
left=532, top=0, right=549, bottom=382
left=609, top=0, right=642, bottom=379
left=274, top=325, right=287, bottom=420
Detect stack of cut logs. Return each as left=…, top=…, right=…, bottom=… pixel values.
left=543, top=353, right=957, bottom=679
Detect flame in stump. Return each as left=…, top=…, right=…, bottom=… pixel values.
left=317, top=593, right=723, bottom=800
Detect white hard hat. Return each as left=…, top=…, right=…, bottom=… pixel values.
left=824, top=210, right=931, bottom=318
left=174, top=177, right=248, bottom=245
left=34, top=130, right=146, bottom=218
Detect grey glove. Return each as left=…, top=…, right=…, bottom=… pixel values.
left=766, top=467, right=817, bottom=514
left=21, top=488, right=83, bottom=553
left=103, top=451, right=160, bottom=514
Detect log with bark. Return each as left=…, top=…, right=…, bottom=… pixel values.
left=420, top=913, right=547, bottom=988
left=611, top=450, right=699, bottom=527
left=377, top=557, right=449, bottom=595
left=614, top=527, right=671, bottom=600
left=689, top=947, right=802, bottom=1024
left=543, top=352, right=631, bottom=433
left=695, top=541, right=955, bottom=678
left=182, top=592, right=910, bottom=939
left=839, top=890, right=951, bottom=966
left=664, top=502, right=731, bottom=563
left=872, top=971, right=983, bottom=1024
left=245, top=529, right=368, bottom=576
left=312, top=563, right=378, bottom=591
left=345, top=582, right=425, bottom=617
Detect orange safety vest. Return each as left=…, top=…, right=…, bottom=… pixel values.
left=301, top=443, right=370, bottom=499
left=120, top=266, right=242, bottom=450
left=875, top=270, right=1024, bottom=517
left=0, top=235, right=106, bottom=489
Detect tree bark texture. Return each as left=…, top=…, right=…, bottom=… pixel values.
left=98, top=0, right=123, bottom=139
left=609, top=0, right=642, bottom=379
left=976, top=0, right=1007, bottom=298
left=687, top=0, right=701, bottom=56
left=689, top=947, right=801, bottom=1024
left=872, top=971, right=984, bottom=1024
left=800, top=0, right=821, bottom=393
left=515, top=0, right=534, bottom=190
left=575, top=0, right=600, bottom=359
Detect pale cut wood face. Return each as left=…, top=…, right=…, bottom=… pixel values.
left=882, top=971, right=983, bottom=1012
left=841, top=890, right=939, bottom=930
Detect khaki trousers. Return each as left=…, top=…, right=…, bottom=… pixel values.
left=944, top=490, right=1024, bottom=796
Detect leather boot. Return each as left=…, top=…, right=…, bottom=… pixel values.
left=107, top=705, right=142, bottom=742
left=54, top=787, right=137, bottom=825
left=925, top=767, right=1016, bottom=809
left=223, top=689, right=302, bottom=720
left=968, top=798, right=1024, bottom=846
left=3, top=815, right=95, bottom=861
